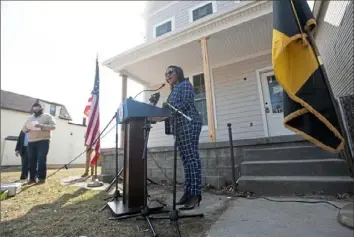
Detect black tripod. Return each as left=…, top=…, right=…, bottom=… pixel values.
left=105, top=167, right=158, bottom=193
left=145, top=102, right=204, bottom=237
left=108, top=117, right=168, bottom=237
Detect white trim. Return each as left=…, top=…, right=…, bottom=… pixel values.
left=119, top=70, right=150, bottom=86
left=255, top=65, right=273, bottom=137
left=212, top=50, right=271, bottom=69
left=103, top=1, right=272, bottom=73
left=235, top=0, right=241, bottom=3
left=144, top=1, right=179, bottom=19
left=153, top=16, right=176, bottom=38
left=188, top=1, right=218, bottom=23
left=187, top=71, right=218, bottom=132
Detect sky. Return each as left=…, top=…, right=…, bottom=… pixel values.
left=1, top=1, right=315, bottom=148
left=1, top=1, right=147, bottom=148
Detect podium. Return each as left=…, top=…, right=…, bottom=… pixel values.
left=107, top=98, right=170, bottom=216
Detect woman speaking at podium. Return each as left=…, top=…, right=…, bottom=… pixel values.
left=164, top=65, right=203, bottom=210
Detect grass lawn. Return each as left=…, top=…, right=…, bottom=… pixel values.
left=0, top=168, right=216, bottom=237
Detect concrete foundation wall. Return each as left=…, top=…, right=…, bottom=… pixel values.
left=100, top=134, right=307, bottom=188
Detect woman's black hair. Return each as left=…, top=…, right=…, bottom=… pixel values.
left=32, top=102, right=42, bottom=108
left=167, top=65, right=185, bottom=82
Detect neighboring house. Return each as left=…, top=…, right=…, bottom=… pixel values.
left=0, top=90, right=87, bottom=167
left=101, top=1, right=353, bottom=195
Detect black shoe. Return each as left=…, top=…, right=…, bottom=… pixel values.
left=37, top=179, right=46, bottom=185
left=179, top=195, right=202, bottom=210
left=176, top=193, right=190, bottom=205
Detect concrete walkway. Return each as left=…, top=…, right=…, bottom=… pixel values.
left=205, top=197, right=353, bottom=237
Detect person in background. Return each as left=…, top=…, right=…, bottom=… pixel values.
left=81, top=147, right=94, bottom=177
left=22, top=102, right=56, bottom=184
left=15, top=130, right=29, bottom=180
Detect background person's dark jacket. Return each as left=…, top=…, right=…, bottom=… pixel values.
left=15, top=131, right=27, bottom=156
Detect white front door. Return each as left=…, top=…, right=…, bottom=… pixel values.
left=260, top=71, right=293, bottom=137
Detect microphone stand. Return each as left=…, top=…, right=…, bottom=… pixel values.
left=133, top=83, right=165, bottom=100
left=148, top=102, right=204, bottom=237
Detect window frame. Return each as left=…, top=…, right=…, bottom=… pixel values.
left=188, top=1, right=217, bottom=23
left=187, top=71, right=217, bottom=131
left=153, top=16, right=175, bottom=38
left=49, top=104, right=56, bottom=116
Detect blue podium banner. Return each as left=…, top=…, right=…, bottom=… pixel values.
left=116, top=98, right=170, bottom=124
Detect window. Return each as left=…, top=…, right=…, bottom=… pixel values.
left=50, top=104, right=56, bottom=116
left=154, top=17, right=175, bottom=38
left=189, top=1, right=217, bottom=22
left=192, top=74, right=208, bottom=126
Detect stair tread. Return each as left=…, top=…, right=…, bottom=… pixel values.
left=242, top=159, right=344, bottom=165
left=243, top=146, right=319, bottom=151
left=238, top=176, right=354, bottom=182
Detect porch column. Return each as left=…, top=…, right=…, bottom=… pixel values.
left=200, top=37, right=216, bottom=142
left=119, top=73, right=128, bottom=148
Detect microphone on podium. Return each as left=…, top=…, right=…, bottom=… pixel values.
left=132, top=83, right=166, bottom=100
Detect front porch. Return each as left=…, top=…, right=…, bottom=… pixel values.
left=103, top=1, right=278, bottom=146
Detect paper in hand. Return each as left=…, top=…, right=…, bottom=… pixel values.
left=28, top=121, right=41, bottom=131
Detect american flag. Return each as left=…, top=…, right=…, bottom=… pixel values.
left=84, top=57, right=101, bottom=166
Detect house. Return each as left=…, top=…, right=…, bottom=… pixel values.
left=0, top=90, right=88, bottom=168
left=100, top=1, right=353, bottom=195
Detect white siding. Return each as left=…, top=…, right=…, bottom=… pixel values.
left=147, top=54, right=271, bottom=147
left=213, top=54, right=271, bottom=142
left=145, top=1, right=251, bottom=41
left=315, top=1, right=354, bottom=97
left=0, top=109, right=87, bottom=166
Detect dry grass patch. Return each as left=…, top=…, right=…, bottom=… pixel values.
left=0, top=168, right=222, bottom=237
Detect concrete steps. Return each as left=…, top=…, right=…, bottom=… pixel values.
left=237, top=144, right=353, bottom=195
left=241, top=159, right=349, bottom=176
left=237, top=176, right=354, bottom=195
left=242, top=146, right=335, bottom=161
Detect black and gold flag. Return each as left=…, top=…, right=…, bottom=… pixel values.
left=272, top=0, right=344, bottom=152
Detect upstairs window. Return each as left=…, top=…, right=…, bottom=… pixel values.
left=154, top=18, right=174, bottom=38
left=190, top=1, right=217, bottom=22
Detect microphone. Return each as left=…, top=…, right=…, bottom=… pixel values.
left=132, top=83, right=165, bottom=100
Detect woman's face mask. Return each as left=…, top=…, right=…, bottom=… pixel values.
left=32, top=106, right=43, bottom=117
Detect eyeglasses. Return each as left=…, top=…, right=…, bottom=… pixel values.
left=165, top=69, right=175, bottom=78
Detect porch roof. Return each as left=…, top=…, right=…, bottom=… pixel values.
left=103, top=1, right=273, bottom=86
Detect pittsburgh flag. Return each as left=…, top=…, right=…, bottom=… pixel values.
left=272, top=0, right=345, bottom=153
